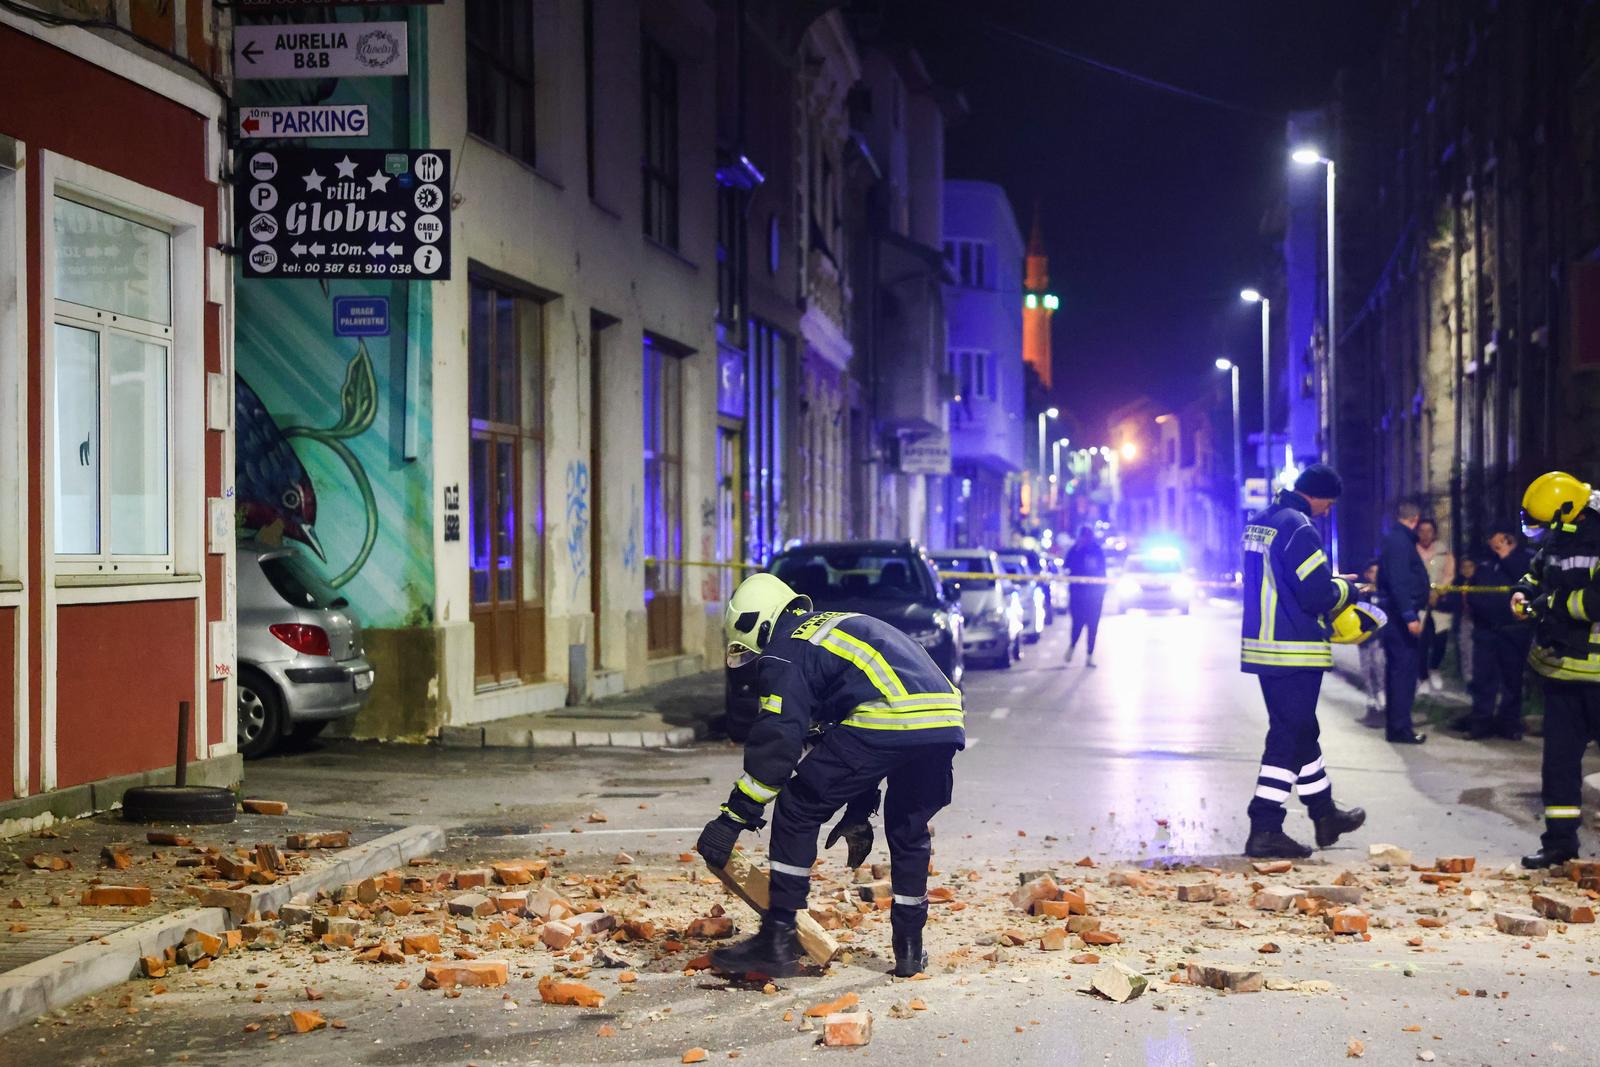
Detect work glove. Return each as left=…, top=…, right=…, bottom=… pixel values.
left=826, top=817, right=875, bottom=869
left=696, top=814, right=745, bottom=871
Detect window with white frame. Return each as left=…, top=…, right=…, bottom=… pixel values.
left=949, top=349, right=993, bottom=403
left=51, top=196, right=174, bottom=573
left=943, top=239, right=992, bottom=289
left=0, top=146, right=22, bottom=586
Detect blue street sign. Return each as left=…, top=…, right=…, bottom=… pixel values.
left=333, top=296, right=390, bottom=337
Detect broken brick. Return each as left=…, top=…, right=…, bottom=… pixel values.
left=447, top=893, right=494, bottom=918
left=540, top=921, right=576, bottom=950
left=1367, top=843, right=1412, bottom=868
left=682, top=1050, right=709, bottom=1065
left=1089, top=961, right=1148, bottom=1003
left=1306, top=885, right=1364, bottom=905
left=1532, top=893, right=1595, bottom=924
left=100, top=845, right=132, bottom=870
left=1250, top=860, right=1294, bottom=876
left=1040, top=928, right=1067, bottom=952
left=1493, top=911, right=1548, bottom=938
left=242, top=799, right=289, bottom=816
left=286, top=831, right=349, bottom=850
left=1436, top=856, right=1476, bottom=874
left=823, top=1011, right=872, bottom=1047
left=1176, top=883, right=1217, bottom=903
left=537, top=975, right=605, bottom=1007
left=1080, top=930, right=1122, bottom=946
left=1186, top=962, right=1264, bottom=993
left=1250, top=886, right=1305, bottom=912
left=856, top=880, right=893, bottom=903
left=81, top=885, right=151, bottom=907
left=1107, top=870, right=1155, bottom=891
left=24, top=854, right=70, bottom=872
left=1033, top=899, right=1076, bottom=919
left=1065, top=915, right=1101, bottom=934
left=1069, top=952, right=1100, bottom=965
left=289, top=1010, right=326, bottom=1033
left=805, top=992, right=860, bottom=1018
left=1325, top=908, right=1369, bottom=935
left=139, top=956, right=166, bottom=978
left=146, top=831, right=192, bottom=847
left=423, top=961, right=509, bottom=989
left=686, top=916, right=734, bottom=939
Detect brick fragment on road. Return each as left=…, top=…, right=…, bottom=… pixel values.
left=286, top=831, right=350, bottom=850
left=448, top=893, right=494, bottom=918
left=1493, top=911, right=1548, bottom=937
left=805, top=992, right=860, bottom=1017
left=1368, top=844, right=1412, bottom=868
left=857, top=880, right=893, bottom=903
left=1065, top=915, right=1100, bottom=933
left=687, top=916, right=733, bottom=939
left=454, top=868, right=492, bottom=889
left=289, top=1010, right=326, bottom=1033
left=1080, top=929, right=1121, bottom=946
left=1531, top=893, right=1595, bottom=924
left=401, top=933, right=441, bottom=955
left=1010, top=874, right=1059, bottom=910
left=571, top=911, right=617, bottom=936
left=1307, top=885, right=1363, bottom=905
left=823, top=1011, right=872, bottom=1047
left=1250, top=886, right=1305, bottom=912
left=1325, top=908, right=1369, bottom=935
left=147, top=831, right=192, bottom=846
left=1186, top=962, right=1264, bottom=992
left=100, top=844, right=132, bottom=870
left=682, top=1050, right=708, bottom=1064
left=423, top=961, right=509, bottom=989
left=1039, top=928, right=1066, bottom=951
left=1107, top=870, right=1156, bottom=890
left=540, top=920, right=576, bottom=950
left=242, top=799, right=289, bottom=816
left=25, top=854, right=70, bottom=871
left=1177, top=882, right=1217, bottom=903
left=538, top=974, right=605, bottom=1006
left=81, top=885, right=151, bottom=907
left=1089, top=960, right=1148, bottom=1003
left=140, top=955, right=166, bottom=978
left=1435, top=856, right=1476, bottom=874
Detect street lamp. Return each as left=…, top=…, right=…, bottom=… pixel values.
left=1216, top=357, right=1243, bottom=520
left=1240, top=288, right=1271, bottom=483
left=1119, top=441, right=1137, bottom=461
left=1037, top=406, right=1058, bottom=477
left=1051, top=436, right=1070, bottom=508
left=1293, top=144, right=1339, bottom=563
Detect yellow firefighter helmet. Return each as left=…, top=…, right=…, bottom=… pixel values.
left=1521, top=471, right=1592, bottom=534
left=1330, top=602, right=1387, bottom=645
left=723, top=573, right=811, bottom=668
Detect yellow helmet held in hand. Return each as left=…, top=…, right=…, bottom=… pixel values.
left=1330, top=602, right=1388, bottom=645
left=723, top=573, right=811, bottom=668
left=1521, top=471, right=1592, bottom=535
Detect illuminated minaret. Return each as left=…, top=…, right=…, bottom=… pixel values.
left=1021, top=206, right=1056, bottom=391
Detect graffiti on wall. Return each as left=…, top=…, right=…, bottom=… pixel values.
left=622, top=484, right=641, bottom=574
left=565, top=459, right=590, bottom=602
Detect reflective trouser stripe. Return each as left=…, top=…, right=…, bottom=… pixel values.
left=769, top=860, right=812, bottom=877
left=1299, top=757, right=1325, bottom=777
left=1257, top=765, right=1297, bottom=785
left=1297, top=776, right=1331, bottom=796
left=1297, top=755, right=1330, bottom=795
left=1545, top=806, right=1583, bottom=819
left=1296, top=550, right=1327, bottom=580
left=893, top=894, right=928, bottom=906
left=735, top=774, right=780, bottom=804
left=1254, top=784, right=1291, bottom=802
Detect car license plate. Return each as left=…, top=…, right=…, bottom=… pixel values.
left=352, top=670, right=374, bottom=692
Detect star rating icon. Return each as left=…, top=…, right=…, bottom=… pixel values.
left=366, top=170, right=392, bottom=193
left=302, top=169, right=325, bottom=192
left=334, top=155, right=359, bottom=179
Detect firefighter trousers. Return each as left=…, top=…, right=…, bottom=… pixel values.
left=1247, top=671, right=1337, bottom=832
left=1539, top=678, right=1600, bottom=849
left=768, top=726, right=957, bottom=939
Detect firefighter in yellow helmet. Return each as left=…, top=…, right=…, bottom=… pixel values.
left=1514, top=471, right=1600, bottom=868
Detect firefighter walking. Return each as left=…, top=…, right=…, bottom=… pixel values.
left=696, top=573, right=963, bottom=978
left=1514, top=471, right=1600, bottom=868
left=1240, top=464, right=1377, bottom=858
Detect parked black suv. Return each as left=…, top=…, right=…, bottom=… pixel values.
left=723, top=540, right=964, bottom=741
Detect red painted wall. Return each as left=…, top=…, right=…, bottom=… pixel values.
left=0, top=608, right=13, bottom=801
left=3, top=25, right=225, bottom=795
left=56, top=602, right=195, bottom=789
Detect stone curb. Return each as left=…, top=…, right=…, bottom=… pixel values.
left=0, top=823, right=445, bottom=1035
left=440, top=719, right=704, bottom=749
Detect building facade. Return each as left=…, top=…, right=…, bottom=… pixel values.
left=942, top=180, right=1025, bottom=549
left=1, top=1, right=238, bottom=825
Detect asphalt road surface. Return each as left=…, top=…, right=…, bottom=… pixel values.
left=9, top=601, right=1600, bottom=1066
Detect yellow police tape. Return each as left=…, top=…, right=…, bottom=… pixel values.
left=645, top=558, right=1522, bottom=597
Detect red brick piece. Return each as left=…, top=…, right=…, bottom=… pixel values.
left=82, top=885, right=151, bottom=907
left=146, top=831, right=192, bottom=846
left=423, top=961, right=509, bottom=989
left=1532, top=893, right=1596, bottom=924
left=242, top=799, right=289, bottom=816
left=823, top=1011, right=873, bottom=1047
left=1324, top=907, right=1369, bottom=935
left=290, top=1009, right=326, bottom=1033
left=100, top=845, right=132, bottom=870
left=402, top=933, right=441, bottom=955
left=687, top=916, right=734, bottom=939
left=537, top=975, right=605, bottom=1006
left=285, top=831, right=349, bottom=850
left=1010, top=874, right=1060, bottom=910
left=1435, top=856, right=1476, bottom=874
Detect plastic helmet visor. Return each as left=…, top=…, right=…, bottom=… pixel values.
left=726, top=642, right=760, bottom=669
left=1520, top=509, right=1548, bottom=541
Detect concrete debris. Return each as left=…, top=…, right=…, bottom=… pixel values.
left=1493, top=911, right=1549, bottom=938
left=1186, top=962, right=1264, bottom=993
left=1367, top=844, right=1412, bottom=868
left=1089, top=961, right=1148, bottom=1003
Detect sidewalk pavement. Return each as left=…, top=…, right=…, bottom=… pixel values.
left=438, top=669, right=725, bottom=750
left=0, top=801, right=442, bottom=1033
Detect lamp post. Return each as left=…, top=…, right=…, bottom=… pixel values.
left=1037, top=406, right=1058, bottom=481
left=1240, top=288, right=1270, bottom=485
left=1051, top=436, right=1070, bottom=510
left=1291, top=147, right=1337, bottom=470
left=1216, top=357, right=1243, bottom=521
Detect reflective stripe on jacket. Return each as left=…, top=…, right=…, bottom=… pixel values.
left=1240, top=490, right=1351, bottom=675
left=720, top=610, right=964, bottom=825
left=1527, top=512, right=1600, bottom=683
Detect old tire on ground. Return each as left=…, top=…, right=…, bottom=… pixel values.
left=120, top=785, right=237, bottom=824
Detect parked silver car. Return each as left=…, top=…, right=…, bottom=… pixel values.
left=236, top=542, right=374, bottom=758
left=932, top=549, right=1025, bottom=668
left=995, top=550, right=1048, bottom=643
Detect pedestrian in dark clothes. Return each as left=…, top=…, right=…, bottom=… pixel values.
left=1461, top=525, right=1534, bottom=740
left=1064, top=526, right=1107, bottom=667
left=1378, top=500, right=1432, bottom=744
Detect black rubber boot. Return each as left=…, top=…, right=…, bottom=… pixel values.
left=1313, top=805, right=1366, bottom=849
left=892, top=930, right=928, bottom=978
left=1521, top=843, right=1579, bottom=870
left=1244, top=828, right=1313, bottom=859
left=709, top=915, right=802, bottom=978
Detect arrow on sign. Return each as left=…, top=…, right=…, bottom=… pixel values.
left=240, top=40, right=262, bottom=64
left=242, top=116, right=260, bottom=134
left=368, top=242, right=386, bottom=257
left=290, top=242, right=307, bottom=257
left=387, top=243, right=403, bottom=256
left=310, top=243, right=326, bottom=256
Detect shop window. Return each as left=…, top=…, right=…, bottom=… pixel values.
left=51, top=197, right=173, bottom=573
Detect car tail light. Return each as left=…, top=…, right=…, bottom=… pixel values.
left=269, top=623, right=331, bottom=657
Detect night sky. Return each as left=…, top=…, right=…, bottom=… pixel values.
left=890, top=0, right=1393, bottom=439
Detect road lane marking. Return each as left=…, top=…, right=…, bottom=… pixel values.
left=991, top=706, right=1010, bottom=720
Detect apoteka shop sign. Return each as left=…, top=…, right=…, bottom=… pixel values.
left=238, top=148, right=450, bottom=279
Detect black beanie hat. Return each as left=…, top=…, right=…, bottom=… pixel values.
left=1294, top=463, right=1343, bottom=500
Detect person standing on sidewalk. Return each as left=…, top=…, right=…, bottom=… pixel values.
left=1064, top=526, right=1107, bottom=667
left=1459, top=525, right=1534, bottom=740
left=1513, top=472, right=1600, bottom=869
left=1379, top=500, right=1431, bottom=744
left=1239, top=464, right=1367, bottom=858
left=1357, top=560, right=1387, bottom=727
left=1416, top=519, right=1457, bottom=692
